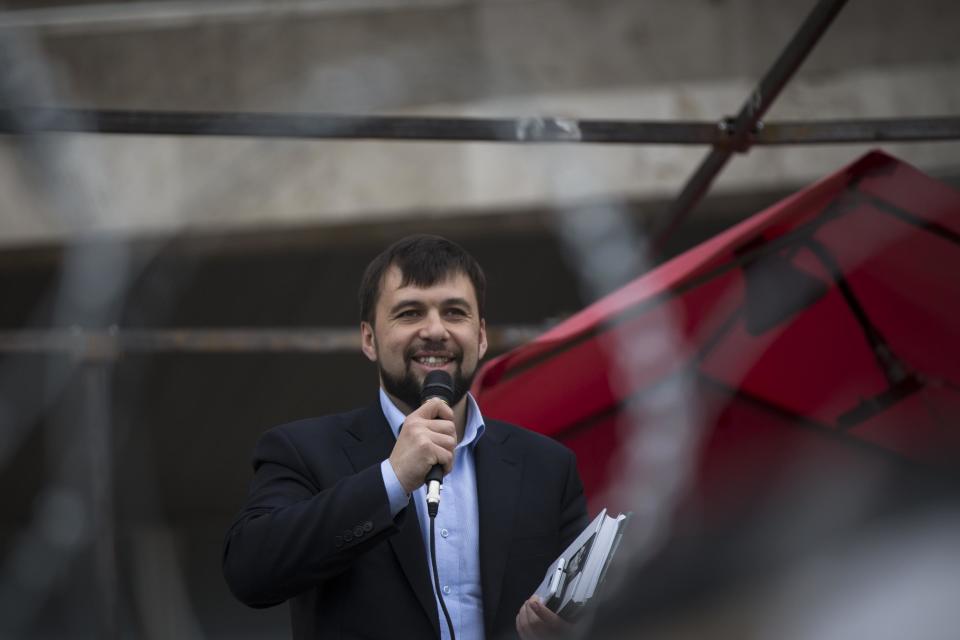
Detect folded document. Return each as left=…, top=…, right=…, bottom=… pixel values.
left=534, top=508, right=629, bottom=620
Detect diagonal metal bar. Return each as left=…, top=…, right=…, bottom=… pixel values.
left=652, top=0, right=851, bottom=252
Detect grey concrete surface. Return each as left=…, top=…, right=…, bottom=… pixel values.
left=0, top=0, right=957, bottom=246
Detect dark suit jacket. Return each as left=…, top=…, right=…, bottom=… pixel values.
left=223, top=403, right=588, bottom=640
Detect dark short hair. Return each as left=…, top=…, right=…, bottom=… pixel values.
left=359, top=234, right=486, bottom=325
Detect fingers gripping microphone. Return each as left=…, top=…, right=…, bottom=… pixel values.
left=421, top=370, right=455, bottom=517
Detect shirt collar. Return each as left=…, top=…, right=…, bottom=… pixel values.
left=379, top=387, right=486, bottom=449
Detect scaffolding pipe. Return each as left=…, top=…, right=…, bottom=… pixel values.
left=2, top=108, right=959, bottom=146
left=0, top=326, right=546, bottom=357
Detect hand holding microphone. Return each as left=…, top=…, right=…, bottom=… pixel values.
left=387, top=370, right=457, bottom=503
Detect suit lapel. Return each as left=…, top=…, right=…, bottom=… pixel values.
left=343, top=405, right=440, bottom=637
left=475, top=421, right=523, bottom=633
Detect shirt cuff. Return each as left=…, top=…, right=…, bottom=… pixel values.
left=380, top=459, right=411, bottom=517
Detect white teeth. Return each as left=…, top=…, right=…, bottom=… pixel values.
left=418, top=356, right=449, bottom=365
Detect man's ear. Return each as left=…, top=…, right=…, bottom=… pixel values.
left=478, top=318, right=488, bottom=361
left=360, top=321, right=377, bottom=362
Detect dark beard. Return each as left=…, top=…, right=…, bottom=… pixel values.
left=379, top=361, right=476, bottom=414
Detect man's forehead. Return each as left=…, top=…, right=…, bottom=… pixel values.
left=380, top=266, right=477, bottom=303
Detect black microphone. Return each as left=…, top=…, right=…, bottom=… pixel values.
left=420, top=370, right=455, bottom=517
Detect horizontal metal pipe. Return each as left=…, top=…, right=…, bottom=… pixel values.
left=755, top=118, right=960, bottom=144
left=2, top=108, right=958, bottom=145
left=0, top=107, right=717, bottom=143
left=0, top=326, right=546, bottom=357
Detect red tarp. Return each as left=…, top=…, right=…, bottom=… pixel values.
left=474, top=151, right=960, bottom=522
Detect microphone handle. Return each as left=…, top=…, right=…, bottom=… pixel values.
left=422, top=392, right=448, bottom=488
left=425, top=464, right=444, bottom=484
left=421, top=382, right=452, bottom=516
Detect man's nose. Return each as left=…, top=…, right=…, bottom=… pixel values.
left=419, top=310, right=449, bottom=340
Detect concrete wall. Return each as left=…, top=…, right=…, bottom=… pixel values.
left=0, top=0, right=957, bottom=246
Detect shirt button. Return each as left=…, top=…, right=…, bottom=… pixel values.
left=442, top=585, right=451, bottom=595
left=440, top=528, right=449, bottom=538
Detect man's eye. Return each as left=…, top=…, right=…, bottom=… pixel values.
left=445, top=308, right=468, bottom=317
left=398, top=309, right=420, bottom=318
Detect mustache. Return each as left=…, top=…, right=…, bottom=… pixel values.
left=404, top=341, right=462, bottom=361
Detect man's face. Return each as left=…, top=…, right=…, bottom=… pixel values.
left=361, top=266, right=488, bottom=413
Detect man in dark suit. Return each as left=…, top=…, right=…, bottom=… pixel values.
left=223, top=235, right=588, bottom=639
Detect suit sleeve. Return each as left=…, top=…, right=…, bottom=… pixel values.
left=222, top=426, right=406, bottom=608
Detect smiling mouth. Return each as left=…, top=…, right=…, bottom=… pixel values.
left=413, top=355, right=454, bottom=367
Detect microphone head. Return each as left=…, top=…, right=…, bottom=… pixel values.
left=420, top=370, right=455, bottom=406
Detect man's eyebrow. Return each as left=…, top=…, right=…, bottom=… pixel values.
left=388, top=297, right=474, bottom=314
left=388, top=299, right=426, bottom=314
left=442, top=297, right=473, bottom=309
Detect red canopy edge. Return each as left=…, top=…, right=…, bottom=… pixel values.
left=474, top=150, right=932, bottom=391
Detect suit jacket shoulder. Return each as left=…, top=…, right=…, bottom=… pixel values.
left=485, top=418, right=577, bottom=455
left=250, top=405, right=390, bottom=486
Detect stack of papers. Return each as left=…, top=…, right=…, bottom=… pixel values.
left=534, top=508, right=630, bottom=620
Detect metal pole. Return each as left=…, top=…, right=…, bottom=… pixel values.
left=652, top=0, right=851, bottom=251
left=5, top=108, right=958, bottom=146
left=0, top=108, right=722, bottom=144
left=754, top=118, right=960, bottom=144
left=0, top=325, right=547, bottom=355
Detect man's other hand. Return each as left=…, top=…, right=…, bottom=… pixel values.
left=388, top=398, right=456, bottom=494
left=516, top=595, right=573, bottom=640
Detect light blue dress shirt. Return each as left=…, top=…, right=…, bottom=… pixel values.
left=379, top=388, right=486, bottom=640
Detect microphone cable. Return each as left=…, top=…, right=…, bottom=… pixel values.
left=430, top=513, right=456, bottom=640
